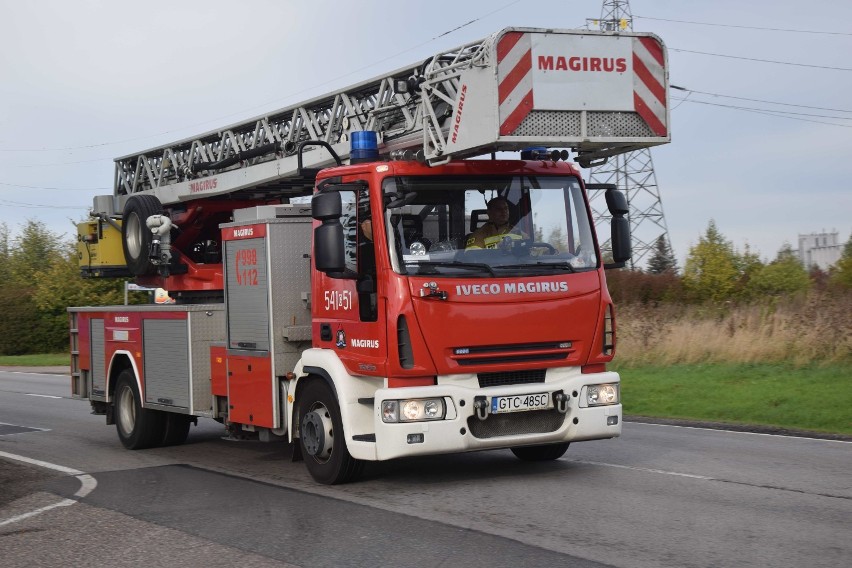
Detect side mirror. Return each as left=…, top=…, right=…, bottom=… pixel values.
left=312, top=191, right=342, bottom=220
left=605, top=190, right=631, bottom=268
left=312, top=192, right=345, bottom=273
left=605, top=189, right=628, bottom=216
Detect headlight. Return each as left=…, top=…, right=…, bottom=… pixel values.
left=382, top=398, right=446, bottom=423
left=587, top=384, right=619, bottom=406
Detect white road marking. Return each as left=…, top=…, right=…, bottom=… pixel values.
left=0, top=450, right=97, bottom=527
left=627, top=420, right=852, bottom=444
left=25, top=393, right=62, bottom=399
left=567, top=459, right=715, bottom=480
left=0, top=421, right=50, bottom=432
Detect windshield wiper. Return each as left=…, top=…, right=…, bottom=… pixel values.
left=406, top=261, right=496, bottom=276
left=495, top=262, right=575, bottom=273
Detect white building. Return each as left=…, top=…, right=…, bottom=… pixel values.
left=797, top=231, right=843, bottom=271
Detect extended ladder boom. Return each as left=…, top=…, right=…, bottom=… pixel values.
left=110, top=27, right=669, bottom=208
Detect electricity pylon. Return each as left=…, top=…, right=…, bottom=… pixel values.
left=586, top=0, right=672, bottom=269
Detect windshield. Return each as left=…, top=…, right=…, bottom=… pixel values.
left=382, top=175, right=598, bottom=277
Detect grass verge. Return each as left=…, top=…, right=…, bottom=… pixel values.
left=614, top=362, right=851, bottom=436
left=0, top=353, right=68, bottom=366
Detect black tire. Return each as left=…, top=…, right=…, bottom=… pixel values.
left=114, top=369, right=166, bottom=449
left=160, top=413, right=192, bottom=446
left=122, top=194, right=164, bottom=276
left=297, top=379, right=364, bottom=484
left=510, top=442, right=570, bottom=461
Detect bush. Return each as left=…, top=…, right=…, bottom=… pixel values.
left=606, top=269, right=684, bottom=305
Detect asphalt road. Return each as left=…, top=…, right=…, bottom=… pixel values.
left=1, top=370, right=850, bottom=567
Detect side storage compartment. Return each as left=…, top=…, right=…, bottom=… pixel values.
left=143, top=318, right=191, bottom=408
left=141, top=306, right=225, bottom=417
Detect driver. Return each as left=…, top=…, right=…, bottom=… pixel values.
left=465, top=197, right=526, bottom=249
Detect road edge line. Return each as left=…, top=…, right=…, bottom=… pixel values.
left=0, top=450, right=97, bottom=527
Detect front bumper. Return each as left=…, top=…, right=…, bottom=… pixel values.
left=368, top=369, right=621, bottom=461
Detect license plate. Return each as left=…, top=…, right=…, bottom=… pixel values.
left=490, top=393, right=550, bottom=414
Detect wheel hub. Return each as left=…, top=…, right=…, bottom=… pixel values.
left=117, top=385, right=136, bottom=435
left=301, top=407, right=334, bottom=460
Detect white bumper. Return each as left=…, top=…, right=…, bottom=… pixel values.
left=369, top=370, right=621, bottom=461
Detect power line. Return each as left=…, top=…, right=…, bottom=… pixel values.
left=672, top=87, right=852, bottom=114
left=0, top=182, right=109, bottom=191
left=669, top=48, right=852, bottom=71
left=634, top=14, right=852, bottom=37
left=2, top=156, right=113, bottom=168
left=671, top=97, right=852, bottom=128
left=0, top=199, right=88, bottom=210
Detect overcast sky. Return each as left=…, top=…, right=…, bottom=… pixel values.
left=1, top=0, right=850, bottom=267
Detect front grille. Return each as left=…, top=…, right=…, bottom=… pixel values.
left=478, top=369, right=546, bottom=388
left=452, top=341, right=571, bottom=366
left=467, top=409, right=566, bottom=439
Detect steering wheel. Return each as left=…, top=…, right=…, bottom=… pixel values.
left=529, top=241, right=558, bottom=255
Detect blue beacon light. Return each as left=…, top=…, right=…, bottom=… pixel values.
left=351, top=130, right=379, bottom=163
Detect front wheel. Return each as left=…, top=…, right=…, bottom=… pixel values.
left=114, top=369, right=166, bottom=449
left=510, top=442, right=570, bottom=461
left=297, top=379, right=364, bottom=484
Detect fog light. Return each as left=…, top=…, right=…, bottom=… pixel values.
left=607, top=416, right=619, bottom=425
left=587, top=384, right=620, bottom=406
left=407, top=433, right=424, bottom=444
left=382, top=400, right=399, bottom=423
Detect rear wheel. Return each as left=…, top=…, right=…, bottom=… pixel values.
left=297, top=379, right=364, bottom=484
left=510, top=442, right=570, bottom=461
left=122, top=194, right=163, bottom=275
left=114, top=369, right=166, bottom=449
left=160, top=413, right=192, bottom=446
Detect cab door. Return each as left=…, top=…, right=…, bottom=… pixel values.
left=312, top=179, right=388, bottom=377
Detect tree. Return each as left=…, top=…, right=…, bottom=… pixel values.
left=8, top=220, right=66, bottom=285
left=830, top=236, right=852, bottom=289
left=683, top=220, right=741, bottom=302
left=33, top=248, right=128, bottom=351
left=0, top=286, right=51, bottom=355
left=647, top=235, right=677, bottom=274
left=735, top=243, right=764, bottom=299
left=545, top=226, right=567, bottom=252
left=747, top=243, right=810, bottom=296
left=0, top=219, right=129, bottom=354
left=0, top=223, right=10, bottom=282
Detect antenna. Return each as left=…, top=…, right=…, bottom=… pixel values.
left=586, top=0, right=673, bottom=270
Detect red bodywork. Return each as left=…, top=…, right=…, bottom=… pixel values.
left=74, top=309, right=189, bottom=400
left=73, top=158, right=615, bottom=431
left=309, top=159, right=615, bottom=384
left=134, top=198, right=279, bottom=293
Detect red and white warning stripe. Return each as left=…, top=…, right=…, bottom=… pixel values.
left=497, top=32, right=668, bottom=137
left=497, top=32, right=534, bottom=136
left=632, top=36, right=667, bottom=136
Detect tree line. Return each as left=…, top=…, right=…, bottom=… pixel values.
left=0, top=220, right=128, bottom=355
left=0, top=218, right=850, bottom=355
left=609, top=220, right=852, bottom=305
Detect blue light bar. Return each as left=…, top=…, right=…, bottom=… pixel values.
left=520, top=147, right=547, bottom=160
left=351, top=130, right=379, bottom=163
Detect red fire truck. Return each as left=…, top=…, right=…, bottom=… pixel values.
left=70, top=27, right=669, bottom=483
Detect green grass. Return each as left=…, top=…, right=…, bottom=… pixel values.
left=614, top=362, right=852, bottom=435
left=0, top=353, right=68, bottom=366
